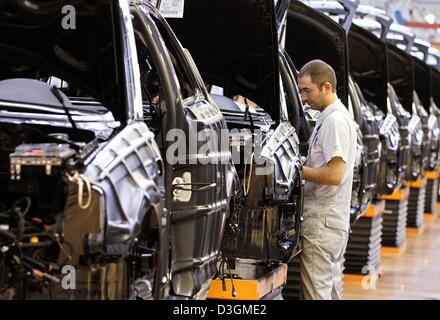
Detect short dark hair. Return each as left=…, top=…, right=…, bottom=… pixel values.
left=298, top=59, right=337, bottom=93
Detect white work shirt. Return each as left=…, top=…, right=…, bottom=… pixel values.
left=303, top=99, right=357, bottom=232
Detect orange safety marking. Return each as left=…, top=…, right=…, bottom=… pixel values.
left=344, top=267, right=383, bottom=283
left=380, top=186, right=409, bottom=201
left=424, top=171, right=439, bottom=180
left=381, top=242, right=407, bottom=256
left=407, top=178, right=426, bottom=189
left=207, top=263, right=287, bottom=300
left=406, top=224, right=425, bottom=236
left=424, top=212, right=438, bottom=222
left=363, top=200, right=385, bottom=218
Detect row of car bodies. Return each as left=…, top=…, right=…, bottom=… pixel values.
left=349, top=2, right=440, bottom=180
left=1, top=0, right=438, bottom=300
left=290, top=0, right=440, bottom=210
left=281, top=0, right=440, bottom=299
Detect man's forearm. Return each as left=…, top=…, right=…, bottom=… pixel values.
left=303, top=165, right=342, bottom=186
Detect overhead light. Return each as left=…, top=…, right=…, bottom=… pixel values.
left=425, top=13, right=436, bottom=24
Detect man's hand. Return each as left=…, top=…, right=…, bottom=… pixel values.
left=303, top=157, right=346, bottom=186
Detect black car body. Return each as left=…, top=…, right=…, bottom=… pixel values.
left=387, top=43, right=425, bottom=181
left=347, top=22, right=401, bottom=196
left=430, top=67, right=440, bottom=202
left=348, top=76, right=381, bottom=214
left=0, top=0, right=234, bottom=300
left=386, top=24, right=439, bottom=176
left=410, top=45, right=440, bottom=171
left=167, top=0, right=304, bottom=282
left=349, top=18, right=420, bottom=191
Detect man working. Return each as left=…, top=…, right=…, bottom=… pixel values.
left=298, top=60, right=357, bottom=300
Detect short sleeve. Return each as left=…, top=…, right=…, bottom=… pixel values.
left=319, top=113, right=352, bottom=164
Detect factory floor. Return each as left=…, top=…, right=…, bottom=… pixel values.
left=344, top=217, right=440, bottom=300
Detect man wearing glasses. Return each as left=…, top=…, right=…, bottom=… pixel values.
left=298, top=59, right=357, bottom=300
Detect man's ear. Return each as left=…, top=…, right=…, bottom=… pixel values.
left=322, top=82, right=333, bottom=94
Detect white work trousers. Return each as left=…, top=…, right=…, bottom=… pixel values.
left=299, top=215, right=349, bottom=300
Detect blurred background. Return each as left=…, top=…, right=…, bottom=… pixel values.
left=361, top=0, right=440, bottom=48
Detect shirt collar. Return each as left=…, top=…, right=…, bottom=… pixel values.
left=317, top=98, right=343, bottom=124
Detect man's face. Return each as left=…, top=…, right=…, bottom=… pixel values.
left=298, top=74, right=326, bottom=111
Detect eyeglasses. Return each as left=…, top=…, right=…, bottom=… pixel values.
left=299, top=88, right=314, bottom=97
left=299, top=88, right=315, bottom=97
left=299, top=84, right=324, bottom=97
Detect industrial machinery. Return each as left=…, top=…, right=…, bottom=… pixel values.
left=0, top=0, right=235, bottom=300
